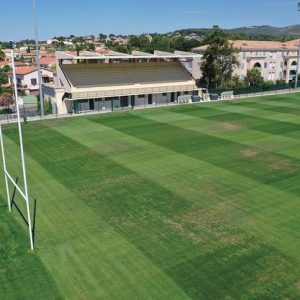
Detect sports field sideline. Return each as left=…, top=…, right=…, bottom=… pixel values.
left=0, top=93, right=299, bottom=299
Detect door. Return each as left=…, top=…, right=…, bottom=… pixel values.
left=74, top=101, right=79, bottom=114
left=171, top=92, right=175, bottom=103
left=120, top=96, right=129, bottom=107
left=89, top=99, right=95, bottom=110
left=131, top=95, right=135, bottom=107
left=148, top=94, right=153, bottom=105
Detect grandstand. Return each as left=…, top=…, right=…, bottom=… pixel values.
left=43, top=50, right=202, bottom=114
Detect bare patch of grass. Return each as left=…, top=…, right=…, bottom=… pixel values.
left=220, top=121, right=244, bottom=132
left=241, top=148, right=263, bottom=158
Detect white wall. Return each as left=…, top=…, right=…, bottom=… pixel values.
left=17, top=69, right=54, bottom=94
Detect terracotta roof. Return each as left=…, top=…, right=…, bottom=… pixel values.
left=97, top=49, right=112, bottom=55
left=1, top=83, right=11, bottom=88
left=0, top=61, right=9, bottom=67
left=14, top=66, right=37, bottom=75
left=40, top=56, right=56, bottom=65
left=14, top=61, right=26, bottom=66
left=193, top=39, right=300, bottom=52
left=0, top=61, right=26, bottom=68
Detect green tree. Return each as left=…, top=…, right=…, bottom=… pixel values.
left=245, top=69, right=264, bottom=87
left=0, top=92, right=13, bottom=111
left=262, top=80, right=275, bottom=89
left=129, top=36, right=151, bottom=50
left=224, top=75, right=245, bottom=89
left=0, top=49, right=5, bottom=61
left=113, top=44, right=130, bottom=54
left=0, top=69, right=8, bottom=85
left=200, top=26, right=239, bottom=89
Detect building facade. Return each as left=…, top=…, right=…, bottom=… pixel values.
left=193, top=39, right=300, bottom=83
left=43, top=50, right=202, bottom=115
left=9, top=66, right=54, bottom=95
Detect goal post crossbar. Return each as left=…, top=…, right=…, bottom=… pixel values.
left=4, top=169, right=27, bottom=201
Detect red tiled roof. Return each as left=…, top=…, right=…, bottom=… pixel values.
left=97, top=49, right=111, bottom=55
left=14, top=61, right=26, bottom=66
left=14, top=66, right=37, bottom=75
left=40, top=56, right=56, bottom=65
left=0, top=61, right=9, bottom=67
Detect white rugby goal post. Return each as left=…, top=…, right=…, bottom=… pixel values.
left=0, top=45, right=34, bottom=251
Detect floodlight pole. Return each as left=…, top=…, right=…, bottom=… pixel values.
left=32, top=0, right=44, bottom=118
left=11, top=47, right=34, bottom=251
left=295, top=3, right=300, bottom=89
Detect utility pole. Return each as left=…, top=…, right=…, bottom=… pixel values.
left=32, top=0, right=44, bottom=118
left=295, top=2, right=300, bottom=89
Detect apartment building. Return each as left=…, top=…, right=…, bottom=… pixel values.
left=193, top=39, right=300, bottom=83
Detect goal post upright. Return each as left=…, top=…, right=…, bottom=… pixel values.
left=0, top=126, right=11, bottom=212
left=0, top=44, right=34, bottom=251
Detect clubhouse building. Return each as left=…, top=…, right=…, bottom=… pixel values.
left=43, top=50, right=202, bottom=114
left=193, top=39, right=300, bottom=83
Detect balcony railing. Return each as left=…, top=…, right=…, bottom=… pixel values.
left=246, top=55, right=266, bottom=61
left=65, top=84, right=199, bottom=101
left=17, top=84, right=28, bottom=89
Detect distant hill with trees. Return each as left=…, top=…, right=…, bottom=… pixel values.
left=175, top=25, right=300, bottom=42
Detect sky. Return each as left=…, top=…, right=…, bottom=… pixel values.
left=0, top=0, right=300, bottom=41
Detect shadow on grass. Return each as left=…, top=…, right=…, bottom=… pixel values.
left=10, top=177, right=37, bottom=247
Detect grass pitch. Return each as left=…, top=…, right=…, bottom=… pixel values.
left=0, top=93, right=300, bottom=299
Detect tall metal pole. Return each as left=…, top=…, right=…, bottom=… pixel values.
left=295, top=3, right=300, bottom=89
left=32, top=0, right=44, bottom=118
left=11, top=46, right=34, bottom=251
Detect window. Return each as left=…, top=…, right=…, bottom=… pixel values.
left=184, top=91, right=189, bottom=95
left=268, top=72, right=275, bottom=80
left=264, top=63, right=267, bottom=68
left=162, top=93, right=167, bottom=96
left=31, top=78, right=37, bottom=86
left=106, top=97, right=119, bottom=101
left=138, top=94, right=145, bottom=98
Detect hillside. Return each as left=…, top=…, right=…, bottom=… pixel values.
left=175, top=25, right=300, bottom=41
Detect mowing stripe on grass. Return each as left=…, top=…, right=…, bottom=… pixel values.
left=1, top=127, right=190, bottom=300
left=51, top=116, right=300, bottom=299
left=0, top=93, right=299, bottom=299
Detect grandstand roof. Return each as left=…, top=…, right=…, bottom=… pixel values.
left=56, top=50, right=201, bottom=61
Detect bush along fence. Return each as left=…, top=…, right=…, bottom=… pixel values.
left=209, top=81, right=300, bottom=96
